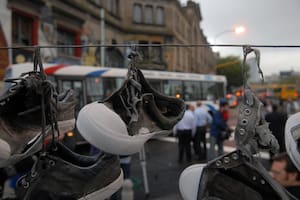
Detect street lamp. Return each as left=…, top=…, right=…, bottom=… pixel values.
left=214, top=26, right=245, bottom=44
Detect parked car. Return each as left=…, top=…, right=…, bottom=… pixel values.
left=226, top=93, right=238, bottom=108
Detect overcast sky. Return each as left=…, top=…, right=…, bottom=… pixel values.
left=181, top=0, right=300, bottom=76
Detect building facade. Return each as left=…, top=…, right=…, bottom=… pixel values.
left=0, top=0, right=216, bottom=76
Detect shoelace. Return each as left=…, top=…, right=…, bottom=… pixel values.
left=118, top=51, right=143, bottom=125
left=19, top=48, right=61, bottom=189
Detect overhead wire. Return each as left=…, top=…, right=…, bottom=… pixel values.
left=1, top=43, right=300, bottom=50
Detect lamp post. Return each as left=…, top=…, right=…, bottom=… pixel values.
left=214, top=26, right=245, bottom=44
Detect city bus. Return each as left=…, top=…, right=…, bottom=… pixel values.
left=249, top=83, right=298, bottom=101
left=273, top=84, right=298, bottom=101
left=3, top=63, right=227, bottom=146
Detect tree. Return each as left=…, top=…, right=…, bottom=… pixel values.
left=216, top=56, right=249, bottom=91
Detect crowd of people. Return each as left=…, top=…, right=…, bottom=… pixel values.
left=173, top=99, right=231, bottom=164
left=174, top=96, right=300, bottom=199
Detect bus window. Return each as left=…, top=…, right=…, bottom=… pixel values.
left=116, top=78, right=124, bottom=90
left=201, top=82, right=224, bottom=101
left=62, top=81, right=72, bottom=91
left=164, top=80, right=183, bottom=99
left=61, top=80, right=84, bottom=115
left=73, top=81, right=84, bottom=110
left=183, top=81, right=201, bottom=101
left=103, top=77, right=117, bottom=98
left=47, top=75, right=56, bottom=88
left=216, top=82, right=225, bottom=98
left=86, top=77, right=103, bottom=102
left=148, top=79, right=163, bottom=93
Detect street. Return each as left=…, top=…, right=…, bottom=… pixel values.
left=129, top=107, right=271, bottom=200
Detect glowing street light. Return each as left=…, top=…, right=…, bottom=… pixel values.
left=234, top=26, right=245, bottom=34
left=214, top=26, right=245, bottom=44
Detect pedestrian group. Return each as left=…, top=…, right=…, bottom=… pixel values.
left=173, top=99, right=231, bottom=163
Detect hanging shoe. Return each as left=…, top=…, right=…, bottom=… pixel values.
left=0, top=72, right=75, bottom=167
left=179, top=150, right=296, bottom=200
left=77, top=67, right=185, bottom=155
left=15, top=142, right=123, bottom=200
left=285, top=112, right=300, bottom=171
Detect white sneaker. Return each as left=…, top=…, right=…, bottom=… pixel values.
left=76, top=101, right=160, bottom=155
left=179, top=164, right=206, bottom=200
left=285, top=112, right=300, bottom=171
left=76, top=68, right=185, bottom=155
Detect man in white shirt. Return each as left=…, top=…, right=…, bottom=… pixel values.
left=193, top=101, right=212, bottom=161
left=173, top=104, right=196, bottom=164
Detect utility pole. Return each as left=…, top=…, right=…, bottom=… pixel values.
left=100, top=8, right=105, bottom=66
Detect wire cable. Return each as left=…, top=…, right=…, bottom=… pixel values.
left=2, top=43, right=300, bottom=50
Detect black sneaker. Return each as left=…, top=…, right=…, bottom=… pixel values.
left=77, top=66, right=185, bottom=155
left=16, top=142, right=123, bottom=200
left=179, top=150, right=296, bottom=200
left=0, top=71, right=75, bottom=167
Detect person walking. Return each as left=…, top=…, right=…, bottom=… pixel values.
left=173, top=104, right=196, bottom=164
left=208, top=101, right=227, bottom=161
left=265, top=104, right=287, bottom=153
left=193, top=101, right=212, bottom=161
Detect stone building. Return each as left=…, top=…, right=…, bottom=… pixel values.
left=0, top=0, right=216, bottom=74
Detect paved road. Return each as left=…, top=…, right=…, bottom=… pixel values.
left=129, top=107, right=272, bottom=200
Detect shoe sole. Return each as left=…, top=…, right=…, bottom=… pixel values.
left=78, top=169, right=124, bottom=200
left=0, top=118, right=75, bottom=167
left=179, top=164, right=206, bottom=200
left=285, top=112, right=300, bottom=171
left=77, top=102, right=169, bottom=155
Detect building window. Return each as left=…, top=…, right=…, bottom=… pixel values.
left=176, top=13, right=180, bottom=33
left=151, top=42, right=162, bottom=62
left=93, top=0, right=100, bottom=5
left=139, top=40, right=149, bottom=60
left=138, top=41, right=163, bottom=63
left=156, top=7, right=164, bottom=25
left=57, top=28, right=76, bottom=56
left=133, top=3, right=142, bottom=23
left=145, top=5, right=153, bottom=24
left=106, top=0, right=112, bottom=12
left=12, top=13, right=34, bottom=45
left=114, top=0, right=120, bottom=16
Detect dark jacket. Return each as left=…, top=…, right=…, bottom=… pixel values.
left=210, top=110, right=227, bottom=138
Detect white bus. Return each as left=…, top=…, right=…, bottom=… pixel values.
left=4, top=63, right=227, bottom=113
left=3, top=63, right=227, bottom=147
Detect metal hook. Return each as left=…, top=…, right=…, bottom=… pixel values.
left=242, top=45, right=264, bottom=90
left=33, top=46, right=46, bottom=80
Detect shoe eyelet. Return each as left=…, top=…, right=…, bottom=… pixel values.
left=244, top=109, right=251, bottom=115
left=215, top=160, right=222, bottom=167
left=49, top=160, right=55, bottom=166
left=21, top=179, right=30, bottom=189
left=241, top=119, right=248, bottom=125
left=31, top=171, right=37, bottom=178
left=23, top=182, right=29, bottom=188
left=239, top=128, right=245, bottom=136
left=51, top=146, right=58, bottom=152
left=223, top=157, right=230, bottom=164
left=231, top=153, right=239, bottom=160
